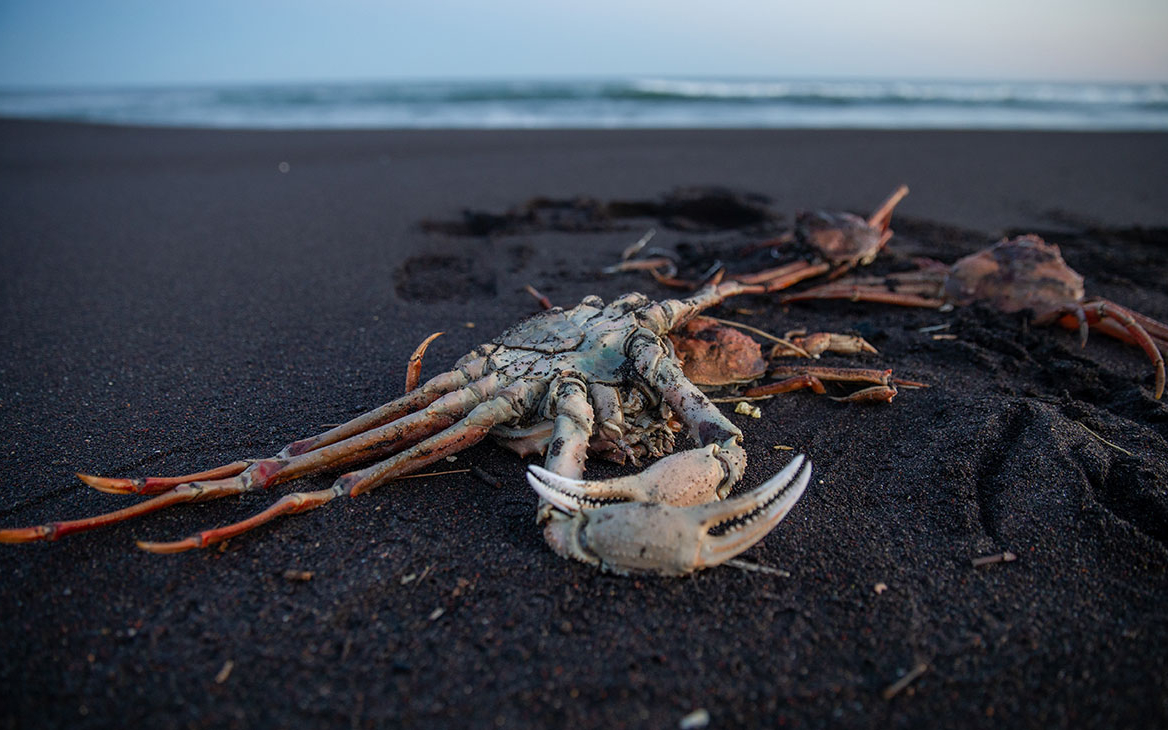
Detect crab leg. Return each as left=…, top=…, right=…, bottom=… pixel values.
left=732, top=260, right=834, bottom=293
left=542, top=375, right=595, bottom=480
left=586, top=383, right=629, bottom=463
left=138, top=381, right=542, bottom=553
left=632, top=332, right=746, bottom=495
left=531, top=375, right=598, bottom=522
left=1125, top=308, right=1168, bottom=347
left=1082, top=316, right=1168, bottom=355
left=76, top=461, right=254, bottom=496
left=74, top=355, right=492, bottom=497
left=1075, top=300, right=1165, bottom=399
left=1065, top=299, right=1168, bottom=351
left=405, top=332, right=445, bottom=393
left=743, top=366, right=904, bottom=403
left=866, top=184, right=910, bottom=237
left=641, top=280, right=763, bottom=337
left=781, top=277, right=947, bottom=308
left=0, top=373, right=514, bottom=544
left=0, top=478, right=254, bottom=544
left=281, top=353, right=491, bottom=456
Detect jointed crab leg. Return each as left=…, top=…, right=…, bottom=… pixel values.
left=630, top=332, right=746, bottom=496
left=136, top=380, right=544, bottom=552
left=543, top=376, right=595, bottom=480
left=70, top=355, right=493, bottom=498
left=280, top=354, right=491, bottom=456
left=0, top=478, right=254, bottom=543
left=781, top=276, right=947, bottom=308
left=0, top=370, right=518, bottom=545
left=736, top=261, right=833, bottom=293
left=1061, top=299, right=1165, bottom=398
left=644, top=279, right=763, bottom=334
left=405, top=332, right=445, bottom=393
left=742, top=365, right=913, bottom=403
left=76, top=461, right=253, bottom=496
left=865, top=184, right=911, bottom=247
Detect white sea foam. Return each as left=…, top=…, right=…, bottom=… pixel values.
left=0, top=78, right=1164, bottom=130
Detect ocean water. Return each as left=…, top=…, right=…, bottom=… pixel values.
left=0, top=78, right=1165, bottom=131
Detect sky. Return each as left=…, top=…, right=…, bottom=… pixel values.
left=0, top=0, right=1165, bottom=88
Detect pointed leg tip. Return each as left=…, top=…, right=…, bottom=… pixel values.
left=76, top=472, right=136, bottom=494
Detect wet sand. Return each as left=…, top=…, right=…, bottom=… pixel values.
left=0, top=119, right=1166, bottom=728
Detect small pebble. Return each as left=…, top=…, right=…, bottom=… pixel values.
left=679, top=708, right=710, bottom=729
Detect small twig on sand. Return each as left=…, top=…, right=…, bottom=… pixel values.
left=392, top=468, right=471, bottom=482
left=918, top=323, right=951, bottom=333
left=471, top=465, right=503, bottom=488
left=971, top=551, right=1017, bottom=567
left=709, top=394, right=774, bottom=403
left=725, top=558, right=790, bottom=577
left=214, top=660, right=235, bottom=684
left=1075, top=421, right=1134, bottom=456
left=882, top=663, right=928, bottom=700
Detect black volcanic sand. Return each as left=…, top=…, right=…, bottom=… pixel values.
left=1, top=120, right=1166, bottom=729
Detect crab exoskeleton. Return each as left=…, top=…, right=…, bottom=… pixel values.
left=1, top=282, right=810, bottom=576
left=784, top=234, right=1166, bottom=399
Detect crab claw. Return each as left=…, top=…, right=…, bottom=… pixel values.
left=528, top=454, right=811, bottom=576
left=529, top=439, right=744, bottom=511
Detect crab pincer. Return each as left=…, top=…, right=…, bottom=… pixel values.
left=528, top=454, right=811, bottom=576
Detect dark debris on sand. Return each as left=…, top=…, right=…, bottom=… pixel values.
left=420, top=186, right=782, bottom=237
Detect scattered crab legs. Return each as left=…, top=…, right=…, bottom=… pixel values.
left=1, top=282, right=812, bottom=576
left=668, top=314, right=925, bottom=404
left=784, top=234, right=1166, bottom=399
left=734, top=184, right=910, bottom=292
left=611, top=185, right=909, bottom=292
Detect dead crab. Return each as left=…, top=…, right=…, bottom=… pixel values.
left=784, top=234, right=1166, bottom=399
left=0, top=282, right=811, bottom=576
left=613, top=185, right=909, bottom=292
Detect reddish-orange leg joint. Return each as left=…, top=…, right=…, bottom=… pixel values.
left=742, top=365, right=910, bottom=404
left=1071, top=299, right=1165, bottom=399
left=76, top=460, right=252, bottom=496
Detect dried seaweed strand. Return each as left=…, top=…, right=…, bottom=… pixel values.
left=1074, top=421, right=1134, bottom=456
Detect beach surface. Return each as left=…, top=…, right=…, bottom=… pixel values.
left=0, top=120, right=1165, bottom=729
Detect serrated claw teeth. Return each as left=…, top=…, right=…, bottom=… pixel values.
left=526, top=465, right=588, bottom=513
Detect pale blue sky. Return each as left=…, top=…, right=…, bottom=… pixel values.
left=1, top=0, right=1165, bottom=88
